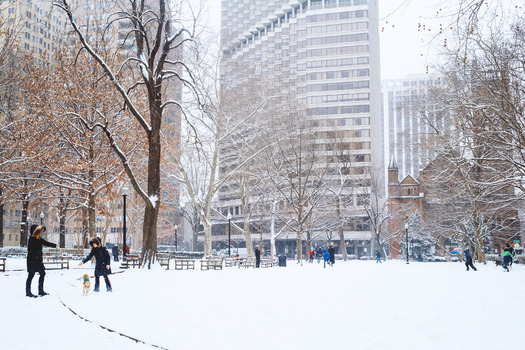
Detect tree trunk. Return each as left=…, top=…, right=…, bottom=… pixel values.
left=0, top=187, right=4, bottom=248
left=336, top=199, right=348, bottom=261
left=140, top=102, right=162, bottom=268
left=296, top=234, right=303, bottom=263
left=19, top=193, right=29, bottom=247
left=82, top=207, right=89, bottom=248
left=141, top=202, right=159, bottom=268
left=59, top=206, right=66, bottom=248
left=88, top=191, right=96, bottom=238
left=203, top=222, right=212, bottom=256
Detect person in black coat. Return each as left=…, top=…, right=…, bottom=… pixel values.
left=78, top=237, right=112, bottom=292
left=328, top=243, right=335, bottom=266
left=112, top=245, right=119, bottom=262
left=26, top=225, right=57, bottom=297
left=255, top=245, right=261, bottom=268
left=464, top=249, right=477, bottom=271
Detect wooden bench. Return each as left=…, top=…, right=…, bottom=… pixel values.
left=200, top=256, right=224, bottom=270
left=174, top=257, right=196, bottom=270
left=158, top=253, right=171, bottom=270
left=224, top=257, right=239, bottom=267
left=0, top=257, right=5, bottom=272
left=241, top=257, right=256, bottom=268
left=260, top=257, right=275, bottom=268
left=42, top=252, right=70, bottom=269
left=121, top=255, right=141, bottom=268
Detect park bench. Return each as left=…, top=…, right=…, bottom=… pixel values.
left=121, top=255, right=141, bottom=268
left=260, top=257, right=276, bottom=268
left=157, top=253, right=171, bottom=270
left=174, top=256, right=196, bottom=270
left=0, top=257, right=5, bottom=272
left=224, top=257, right=239, bottom=267
left=200, top=256, right=224, bottom=270
left=241, top=257, right=256, bottom=268
left=42, top=251, right=70, bottom=269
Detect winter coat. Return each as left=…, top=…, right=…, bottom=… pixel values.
left=501, top=251, right=513, bottom=265
left=323, top=249, right=330, bottom=262
left=255, top=247, right=261, bottom=262
left=112, top=245, right=119, bottom=257
left=328, top=247, right=335, bottom=264
left=82, top=246, right=112, bottom=277
left=27, top=236, right=57, bottom=273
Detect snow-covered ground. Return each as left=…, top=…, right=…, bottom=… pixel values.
left=1, top=257, right=522, bottom=350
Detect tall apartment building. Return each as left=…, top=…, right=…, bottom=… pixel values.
left=218, top=0, right=382, bottom=257
left=382, top=74, right=451, bottom=180
left=0, top=0, right=67, bottom=64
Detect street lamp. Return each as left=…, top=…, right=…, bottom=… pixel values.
left=120, top=185, right=129, bottom=260
left=174, top=224, right=178, bottom=252
left=405, top=222, right=409, bottom=264
left=227, top=212, right=232, bottom=257
left=40, top=212, right=45, bottom=225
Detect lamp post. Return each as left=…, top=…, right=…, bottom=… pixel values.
left=40, top=212, right=44, bottom=225
left=405, top=222, right=409, bottom=264
left=174, top=224, right=178, bottom=252
left=120, top=186, right=129, bottom=260
left=227, top=212, right=232, bottom=257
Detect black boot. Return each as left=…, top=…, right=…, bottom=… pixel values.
left=26, top=291, right=38, bottom=298
left=38, top=291, right=49, bottom=296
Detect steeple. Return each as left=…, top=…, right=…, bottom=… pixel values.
left=388, top=155, right=399, bottom=184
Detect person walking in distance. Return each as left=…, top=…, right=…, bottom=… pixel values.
left=328, top=243, right=335, bottom=266
left=26, top=225, right=58, bottom=297
left=255, top=245, right=261, bottom=268
left=376, top=250, right=382, bottom=264
left=112, top=245, right=119, bottom=262
left=500, top=248, right=513, bottom=272
left=464, top=248, right=477, bottom=271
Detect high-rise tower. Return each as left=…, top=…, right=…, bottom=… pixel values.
left=219, top=0, right=382, bottom=257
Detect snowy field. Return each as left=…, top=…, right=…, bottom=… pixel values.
left=1, top=257, right=523, bottom=350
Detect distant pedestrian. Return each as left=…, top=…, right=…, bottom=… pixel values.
left=505, top=244, right=514, bottom=267
left=78, top=237, right=112, bottom=292
left=328, top=243, right=335, bottom=266
left=323, top=249, right=330, bottom=268
left=500, top=249, right=513, bottom=272
left=255, top=245, right=261, bottom=268
left=463, top=249, right=477, bottom=271
left=376, top=250, right=382, bottom=264
left=26, top=225, right=58, bottom=297
left=112, top=245, right=119, bottom=262
left=316, top=247, right=323, bottom=263
left=309, top=249, right=314, bottom=263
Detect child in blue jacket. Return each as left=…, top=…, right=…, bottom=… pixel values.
left=323, top=249, right=331, bottom=268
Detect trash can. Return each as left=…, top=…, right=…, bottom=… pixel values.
left=278, top=255, right=287, bottom=267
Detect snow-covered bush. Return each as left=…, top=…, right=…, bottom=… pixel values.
left=0, top=246, right=27, bottom=258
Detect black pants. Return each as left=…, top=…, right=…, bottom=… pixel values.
left=255, top=259, right=260, bottom=268
left=113, top=255, right=119, bottom=262
left=26, top=270, right=46, bottom=294
left=95, top=275, right=112, bottom=291
left=465, top=260, right=477, bottom=271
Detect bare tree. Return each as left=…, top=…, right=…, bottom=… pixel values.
left=54, top=0, right=198, bottom=267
